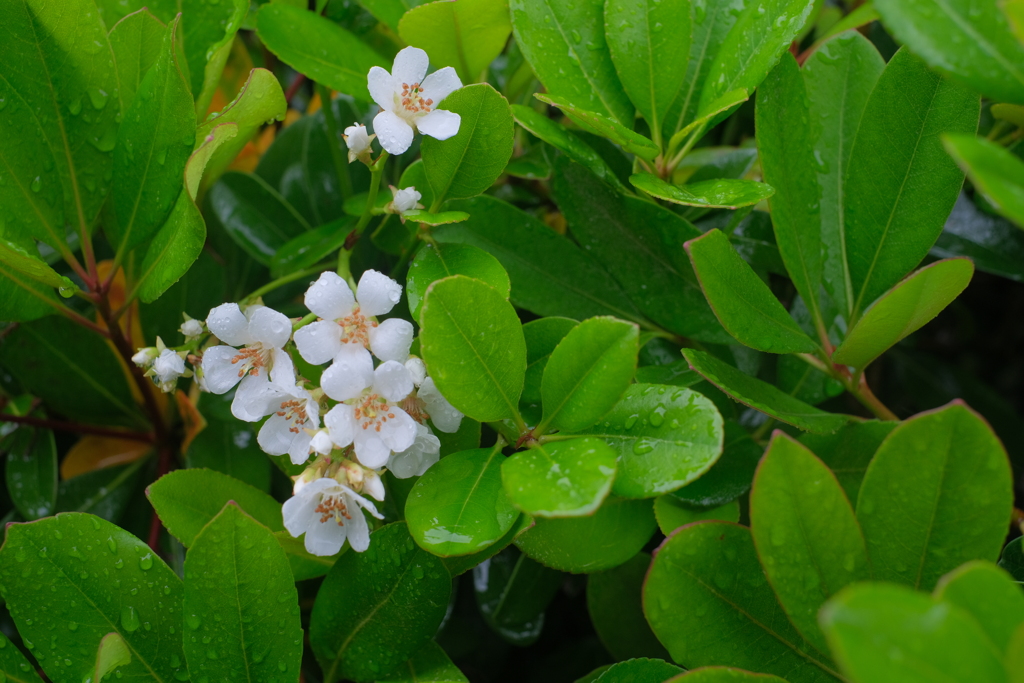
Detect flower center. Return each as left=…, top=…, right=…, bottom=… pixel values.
left=230, top=344, right=270, bottom=378
left=400, top=394, right=429, bottom=424
left=276, top=399, right=309, bottom=434
left=353, top=393, right=397, bottom=433
left=399, top=82, right=433, bottom=118
left=335, top=306, right=377, bottom=348
left=315, top=494, right=351, bottom=526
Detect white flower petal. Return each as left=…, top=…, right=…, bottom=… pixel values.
left=373, top=361, right=414, bottom=402
left=369, top=318, right=413, bottom=363
left=321, top=345, right=374, bottom=401
left=207, top=303, right=253, bottom=346
left=258, top=414, right=294, bottom=456
left=357, top=269, right=403, bottom=317
left=363, top=470, right=386, bottom=502
left=310, top=429, right=334, bottom=455
left=379, top=407, right=418, bottom=453
left=248, top=307, right=292, bottom=349
left=420, top=66, right=462, bottom=104
left=269, top=347, right=296, bottom=388
left=373, top=109, right=414, bottom=155
left=419, top=377, right=464, bottom=433
left=367, top=66, right=396, bottom=111
left=305, top=516, right=346, bottom=556
left=294, top=320, right=343, bottom=365
left=405, top=358, right=427, bottom=386
left=353, top=430, right=391, bottom=469
left=325, top=404, right=356, bottom=447
left=282, top=492, right=319, bottom=537
left=201, top=346, right=243, bottom=394
left=305, top=271, right=356, bottom=321
left=287, top=431, right=313, bottom=466
left=345, top=509, right=371, bottom=552
left=416, top=109, right=461, bottom=141
left=232, top=375, right=286, bottom=422
left=391, top=46, right=430, bottom=88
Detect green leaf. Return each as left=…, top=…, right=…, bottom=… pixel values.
left=536, top=94, right=659, bottom=161
left=666, top=669, right=788, bottom=683
left=257, top=3, right=386, bottom=102
left=270, top=218, right=355, bottom=279
left=509, top=0, right=633, bottom=124
left=875, top=0, right=1024, bottom=104
left=698, top=0, right=815, bottom=116
left=57, top=459, right=146, bottom=523
left=631, top=174, right=775, bottom=210
left=406, top=446, right=519, bottom=557
left=515, top=496, right=656, bottom=573
left=5, top=428, right=57, bottom=520
left=685, top=229, right=819, bottom=354
left=943, top=133, right=1024, bottom=230
left=844, top=48, right=979, bottom=317
left=605, top=0, right=690, bottom=147
left=798, top=421, right=895, bottom=503
left=184, top=0, right=247, bottom=118
left=654, top=497, right=740, bottom=535
left=512, top=104, right=626, bottom=191
left=407, top=243, right=510, bottom=322
left=441, top=512, right=534, bottom=577
left=473, top=548, right=563, bottom=646
left=502, top=438, right=618, bottom=518
left=670, top=420, right=762, bottom=508
left=575, top=384, right=724, bottom=499
left=803, top=31, right=885, bottom=322
left=539, top=317, right=639, bottom=434
left=436, top=196, right=647, bottom=323
left=377, top=641, right=469, bottom=683
left=833, top=258, right=974, bottom=369
left=207, top=171, right=311, bottom=266
left=401, top=210, right=470, bottom=226
left=0, top=255, right=63, bottom=323
left=0, top=0, right=119, bottom=251
left=553, top=157, right=729, bottom=343
left=587, top=552, right=672, bottom=661
left=398, top=0, right=512, bottom=83
left=750, top=431, right=870, bottom=656
left=0, top=513, right=188, bottom=683
left=185, top=418, right=270, bottom=492
left=935, top=560, right=1024, bottom=652
left=182, top=503, right=302, bottom=683
left=856, top=401, right=1014, bottom=590
left=89, top=633, right=132, bottom=683
left=820, top=582, right=1006, bottom=683
left=934, top=194, right=1024, bottom=283
left=420, top=275, right=527, bottom=422
left=644, top=521, right=841, bottom=681
left=683, top=349, right=849, bottom=434
left=310, top=522, right=452, bottom=683
left=667, top=89, right=751, bottom=151
left=1000, top=537, right=1024, bottom=584
left=593, top=659, right=683, bottom=683
left=421, top=84, right=514, bottom=205
left=0, top=317, right=140, bottom=427
left=0, top=632, right=45, bottom=683
left=108, top=19, right=195, bottom=261
left=756, top=53, right=825, bottom=334
left=521, top=317, right=578, bottom=423
left=0, top=237, right=74, bottom=292
left=108, top=9, right=166, bottom=111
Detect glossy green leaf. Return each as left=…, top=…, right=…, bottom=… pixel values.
left=420, top=275, right=526, bottom=422
left=803, top=32, right=885, bottom=322
left=632, top=173, right=775, bottom=210
left=666, top=668, right=788, bottom=683
left=406, top=446, right=519, bottom=556
left=875, top=0, right=1024, bottom=104
left=407, top=243, right=511, bottom=322
left=108, top=9, right=165, bottom=111
left=844, top=48, right=979, bottom=317
left=935, top=560, right=1024, bottom=652
left=187, top=0, right=247, bottom=117
left=402, top=210, right=470, bottom=226
left=798, top=421, right=894, bottom=503
left=509, top=0, right=633, bottom=124
left=502, top=438, right=617, bottom=518
left=575, top=384, right=723, bottom=499
left=0, top=241, right=64, bottom=323
left=521, top=318, right=579, bottom=423
left=654, top=497, right=740, bottom=535
left=185, top=418, right=270, bottom=493
left=90, top=633, right=132, bottom=683
left=750, top=432, right=870, bottom=656
left=593, top=659, right=683, bottom=683
left=0, top=513, right=188, bottom=683
left=644, top=522, right=841, bottom=681
left=436, top=196, right=647, bottom=324
left=856, top=401, right=1014, bottom=590
left=257, top=3, right=386, bottom=102
left=441, top=512, right=534, bottom=577
left=669, top=89, right=751, bottom=150
left=553, top=158, right=729, bottom=343
left=0, top=238, right=73, bottom=297
left=377, top=641, right=468, bottom=683
left=933, top=194, right=1024, bottom=283
left=183, top=503, right=301, bottom=683
left=0, top=317, right=140, bottom=427
left=683, top=349, right=849, bottom=434
left=310, top=522, right=452, bottom=683
left=536, top=94, right=659, bottom=161
left=473, top=548, right=563, bottom=646
left=398, top=0, right=511, bottom=83
left=269, top=218, right=354, bottom=279
left=57, top=459, right=147, bottom=523
left=421, top=84, right=514, bottom=205
left=539, top=317, right=638, bottom=434
left=756, top=53, right=825, bottom=333
left=0, top=633, right=45, bottom=683
left=670, top=421, right=762, bottom=508
left=685, top=230, right=818, bottom=354
left=1000, top=537, right=1024, bottom=584
left=833, top=258, right=974, bottom=369
left=943, top=133, right=1024, bottom=230
left=5, top=428, right=57, bottom=520
left=820, top=582, right=1006, bottom=683
left=605, top=0, right=690, bottom=147
left=587, top=552, right=671, bottom=661
left=515, top=496, right=656, bottom=573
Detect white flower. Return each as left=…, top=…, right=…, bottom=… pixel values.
left=387, top=185, right=423, bottom=222
left=309, top=429, right=334, bottom=457
left=179, top=317, right=204, bottom=340
left=294, top=270, right=413, bottom=365
left=344, top=123, right=375, bottom=163
left=132, top=347, right=158, bottom=368
left=387, top=423, right=441, bottom=479
left=322, top=355, right=418, bottom=469
left=368, top=46, right=463, bottom=155
left=282, top=477, right=383, bottom=555
left=404, top=357, right=427, bottom=386
left=418, top=377, right=464, bottom=433
left=258, top=381, right=320, bottom=465
left=152, top=349, right=186, bottom=392
left=202, top=303, right=295, bottom=422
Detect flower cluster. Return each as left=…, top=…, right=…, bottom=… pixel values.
left=134, top=270, right=462, bottom=556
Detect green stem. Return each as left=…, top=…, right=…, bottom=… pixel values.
left=316, top=83, right=354, bottom=199
left=342, top=150, right=390, bottom=267
left=293, top=312, right=317, bottom=330
left=242, top=265, right=328, bottom=304
left=666, top=122, right=707, bottom=173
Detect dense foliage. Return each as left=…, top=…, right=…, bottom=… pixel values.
left=1, top=0, right=1023, bottom=682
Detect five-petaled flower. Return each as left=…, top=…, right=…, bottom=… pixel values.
left=258, top=379, right=320, bottom=465
left=343, top=123, right=375, bottom=163
left=283, top=477, right=383, bottom=555
left=368, top=46, right=462, bottom=155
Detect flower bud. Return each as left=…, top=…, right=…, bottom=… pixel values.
left=179, top=317, right=204, bottom=340
left=404, top=357, right=427, bottom=386
left=386, top=185, right=424, bottom=222
left=132, top=347, right=158, bottom=369
left=343, top=123, right=375, bottom=164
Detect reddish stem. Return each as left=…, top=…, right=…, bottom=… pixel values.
left=147, top=444, right=175, bottom=553
left=0, top=413, right=154, bottom=443
left=285, top=73, right=307, bottom=105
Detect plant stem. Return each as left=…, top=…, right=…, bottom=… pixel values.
left=0, top=413, right=154, bottom=442
left=316, top=83, right=354, bottom=199
left=666, top=122, right=707, bottom=174
left=847, top=373, right=898, bottom=421
left=344, top=150, right=389, bottom=255
left=293, top=312, right=317, bottom=330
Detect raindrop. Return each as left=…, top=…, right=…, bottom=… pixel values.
left=186, top=614, right=201, bottom=630
left=68, top=622, right=78, bottom=631
left=107, top=538, right=117, bottom=553
left=30, top=177, right=41, bottom=193
left=139, top=554, right=153, bottom=571
left=120, top=606, right=140, bottom=633
left=87, top=87, right=109, bottom=110
left=114, top=559, right=124, bottom=569
left=69, top=98, right=83, bottom=116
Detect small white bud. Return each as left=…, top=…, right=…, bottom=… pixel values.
left=132, top=347, right=158, bottom=369
left=310, top=430, right=334, bottom=456
left=179, top=318, right=204, bottom=339
left=404, top=357, right=427, bottom=386
left=343, top=123, right=375, bottom=163
left=390, top=185, right=423, bottom=214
